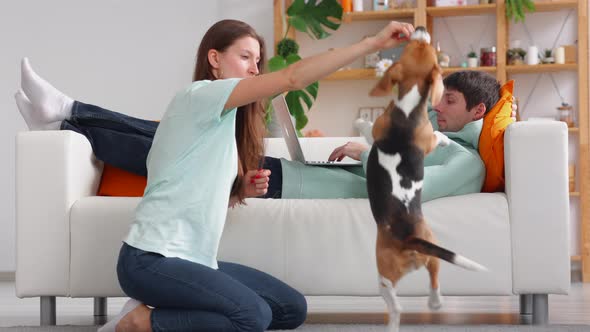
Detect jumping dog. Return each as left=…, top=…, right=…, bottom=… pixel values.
left=364, top=27, right=487, bottom=332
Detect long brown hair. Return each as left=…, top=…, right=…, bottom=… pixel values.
left=193, top=19, right=267, bottom=204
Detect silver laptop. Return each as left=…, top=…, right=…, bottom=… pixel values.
left=271, top=95, right=362, bottom=167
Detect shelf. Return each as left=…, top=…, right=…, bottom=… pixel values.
left=343, top=9, right=415, bottom=22
left=426, top=4, right=496, bottom=17
left=324, top=68, right=376, bottom=81
left=571, top=192, right=580, bottom=197
left=569, top=127, right=579, bottom=133
left=506, top=63, right=577, bottom=74
left=324, top=66, right=498, bottom=81
left=534, top=0, right=578, bottom=12
left=442, top=66, right=496, bottom=75
left=572, top=255, right=582, bottom=262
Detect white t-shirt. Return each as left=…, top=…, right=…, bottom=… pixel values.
left=125, top=78, right=241, bottom=269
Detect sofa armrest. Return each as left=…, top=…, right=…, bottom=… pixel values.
left=16, top=131, right=102, bottom=297
left=505, top=121, right=570, bottom=294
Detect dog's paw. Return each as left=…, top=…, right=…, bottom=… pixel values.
left=385, top=323, right=400, bottom=332
left=434, top=131, right=450, bottom=147
left=428, top=288, right=443, bottom=310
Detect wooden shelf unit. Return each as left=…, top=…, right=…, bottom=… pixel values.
left=274, top=0, right=589, bottom=281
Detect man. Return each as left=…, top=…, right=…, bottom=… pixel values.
left=293, top=70, right=502, bottom=202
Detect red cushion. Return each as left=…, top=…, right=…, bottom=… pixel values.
left=96, top=164, right=146, bottom=197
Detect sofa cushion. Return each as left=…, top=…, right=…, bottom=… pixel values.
left=479, top=80, right=515, bottom=193
left=96, top=164, right=146, bottom=197
left=69, top=193, right=511, bottom=297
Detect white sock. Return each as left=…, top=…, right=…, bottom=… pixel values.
left=14, top=90, right=61, bottom=130
left=354, top=118, right=374, bottom=145
left=20, top=57, right=73, bottom=123
left=97, top=298, right=142, bottom=332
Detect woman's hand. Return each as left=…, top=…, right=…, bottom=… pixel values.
left=243, top=169, right=271, bottom=198
left=328, top=142, right=370, bottom=162
left=371, top=21, right=415, bottom=52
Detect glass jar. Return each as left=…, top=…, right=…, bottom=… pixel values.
left=480, top=47, right=496, bottom=66
left=557, top=103, right=574, bottom=127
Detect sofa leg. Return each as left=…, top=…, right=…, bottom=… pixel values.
left=532, top=294, right=549, bottom=325
left=40, top=296, right=56, bottom=326
left=94, top=297, right=107, bottom=316
left=519, top=294, right=532, bottom=315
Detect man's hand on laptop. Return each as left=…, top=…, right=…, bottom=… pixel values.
left=328, top=142, right=369, bottom=162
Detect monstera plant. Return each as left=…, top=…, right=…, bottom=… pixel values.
left=267, top=0, right=343, bottom=133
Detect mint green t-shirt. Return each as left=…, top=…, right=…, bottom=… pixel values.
left=125, top=78, right=241, bottom=269
left=280, top=108, right=484, bottom=202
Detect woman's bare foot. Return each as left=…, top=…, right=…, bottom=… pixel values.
left=115, top=304, right=153, bottom=332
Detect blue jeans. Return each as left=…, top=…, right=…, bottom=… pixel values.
left=62, top=101, right=282, bottom=198
left=117, top=243, right=306, bottom=332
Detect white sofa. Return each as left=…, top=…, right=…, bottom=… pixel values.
left=15, top=121, right=570, bottom=326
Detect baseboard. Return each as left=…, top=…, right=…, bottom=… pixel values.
left=0, top=272, right=15, bottom=281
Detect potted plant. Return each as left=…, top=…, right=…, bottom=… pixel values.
left=267, top=0, right=343, bottom=134
left=507, top=47, right=526, bottom=65
left=467, top=50, right=478, bottom=68
left=505, top=0, right=536, bottom=23
left=541, top=49, right=554, bottom=64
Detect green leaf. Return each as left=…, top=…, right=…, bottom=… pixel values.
left=268, top=55, right=287, bottom=72
left=285, top=53, right=302, bottom=65
left=264, top=102, right=274, bottom=126
left=514, top=0, right=525, bottom=22
left=522, top=0, right=536, bottom=12
left=287, top=0, right=342, bottom=40
left=288, top=16, right=307, bottom=34
left=505, top=0, right=513, bottom=21
left=305, top=81, right=319, bottom=99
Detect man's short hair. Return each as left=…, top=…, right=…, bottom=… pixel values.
left=443, top=71, right=501, bottom=115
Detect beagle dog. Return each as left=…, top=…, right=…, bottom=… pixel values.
left=364, top=27, right=486, bottom=332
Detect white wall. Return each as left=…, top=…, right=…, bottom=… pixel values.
left=0, top=0, right=584, bottom=271
left=0, top=0, right=273, bottom=272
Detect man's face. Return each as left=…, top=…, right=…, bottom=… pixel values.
left=433, top=89, right=479, bottom=132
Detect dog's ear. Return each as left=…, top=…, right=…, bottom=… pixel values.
left=430, top=64, right=444, bottom=106
left=370, top=63, right=403, bottom=97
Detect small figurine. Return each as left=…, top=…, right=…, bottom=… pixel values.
left=436, top=42, right=450, bottom=68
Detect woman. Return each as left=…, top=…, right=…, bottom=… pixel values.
left=18, top=19, right=412, bottom=332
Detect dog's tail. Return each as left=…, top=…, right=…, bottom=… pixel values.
left=403, top=237, right=487, bottom=272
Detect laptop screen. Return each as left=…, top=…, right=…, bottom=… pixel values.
left=271, top=95, right=307, bottom=163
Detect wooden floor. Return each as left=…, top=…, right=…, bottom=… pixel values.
left=1, top=277, right=589, bottom=327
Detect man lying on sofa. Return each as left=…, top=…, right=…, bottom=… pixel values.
left=301, top=70, right=515, bottom=201
left=18, top=61, right=512, bottom=203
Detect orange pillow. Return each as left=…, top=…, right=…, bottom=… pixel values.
left=97, top=164, right=147, bottom=197
left=479, top=80, right=515, bottom=193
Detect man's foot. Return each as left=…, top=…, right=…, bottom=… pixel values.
left=20, top=57, right=73, bottom=123
left=97, top=298, right=144, bottom=332
left=14, top=90, right=60, bottom=130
